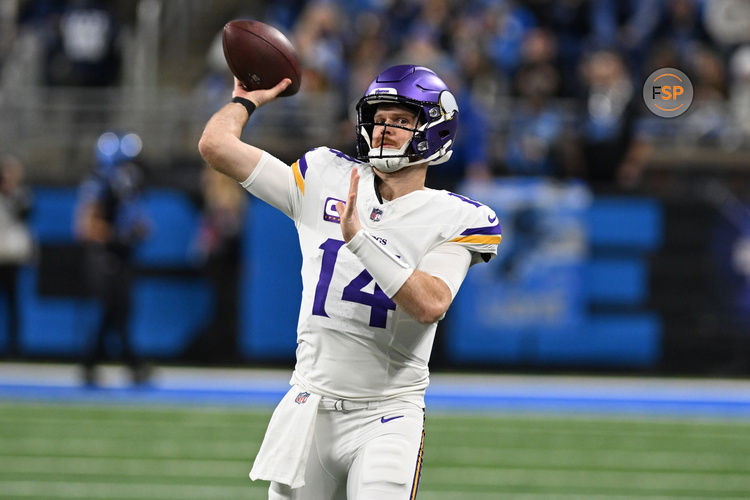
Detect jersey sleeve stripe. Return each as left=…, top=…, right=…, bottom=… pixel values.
left=450, top=235, right=502, bottom=245
left=459, top=223, right=501, bottom=236
left=291, top=160, right=305, bottom=194
left=299, top=154, right=309, bottom=178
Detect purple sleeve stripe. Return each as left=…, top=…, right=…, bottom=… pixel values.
left=299, top=154, right=309, bottom=179
left=460, top=223, right=502, bottom=236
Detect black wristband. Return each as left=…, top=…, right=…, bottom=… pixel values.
left=231, top=96, right=257, bottom=117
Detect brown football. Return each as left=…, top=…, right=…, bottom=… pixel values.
left=222, top=19, right=301, bottom=97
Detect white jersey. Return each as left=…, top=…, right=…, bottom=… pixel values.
left=242, top=147, right=500, bottom=406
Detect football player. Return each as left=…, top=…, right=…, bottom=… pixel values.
left=199, top=65, right=501, bottom=500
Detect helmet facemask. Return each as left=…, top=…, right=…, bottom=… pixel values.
left=355, top=66, right=459, bottom=173
left=357, top=98, right=429, bottom=173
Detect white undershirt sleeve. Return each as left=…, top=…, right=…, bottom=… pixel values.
left=346, top=230, right=414, bottom=298
left=240, top=151, right=297, bottom=219
left=417, top=243, right=473, bottom=299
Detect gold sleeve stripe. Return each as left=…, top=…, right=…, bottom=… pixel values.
left=450, top=235, right=502, bottom=245
left=291, top=161, right=305, bottom=195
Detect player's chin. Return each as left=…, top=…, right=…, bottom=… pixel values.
left=372, top=146, right=401, bottom=154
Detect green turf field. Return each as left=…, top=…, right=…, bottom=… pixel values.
left=1, top=401, right=749, bottom=499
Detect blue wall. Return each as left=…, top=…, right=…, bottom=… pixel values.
left=2, top=183, right=663, bottom=369
left=240, top=199, right=301, bottom=360
left=5, top=187, right=212, bottom=359
left=445, top=188, right=662, bottom=367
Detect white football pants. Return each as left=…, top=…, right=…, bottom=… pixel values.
left=268, top=398, right=425, bottom=500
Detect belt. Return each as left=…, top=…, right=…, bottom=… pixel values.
left=319, top=397, right=380, bottom=412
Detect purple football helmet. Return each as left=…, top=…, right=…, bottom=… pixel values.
left=356, top=65, right=459, bottom=173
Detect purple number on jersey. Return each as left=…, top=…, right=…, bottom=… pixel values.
left=342, top=270, right=395, bottom=328
left=312, top=238, right=396, bottom=328
left=312, top=239, right=346, bottom=317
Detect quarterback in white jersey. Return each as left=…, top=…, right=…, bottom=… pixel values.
left=199, top=65, right=500, bottom=500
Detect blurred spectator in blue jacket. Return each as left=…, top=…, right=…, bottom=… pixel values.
left=485, top=0, right=537, bottom=80
left=294, top=1, right=348, bottom=94
left=504, top=60, right=564, bottom=176
left=74, top=131, right=150, bottom=386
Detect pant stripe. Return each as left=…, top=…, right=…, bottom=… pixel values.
left=409, top=421, right=425, bottom=500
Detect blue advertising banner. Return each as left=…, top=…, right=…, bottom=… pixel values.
left=447, top=178, right=591, bottom=363
left=240, top=199, right=301, bottom=360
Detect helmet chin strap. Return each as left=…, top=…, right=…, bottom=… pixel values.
left=359, top=125, right=410, bottom=173
left=360, top=124, right=452, bottom=173
left=370, top=140, right=454, bottom=172
left=369, top=148, right=411, bottom=173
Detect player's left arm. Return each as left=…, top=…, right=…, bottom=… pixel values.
left=336, top=168, right=471, bottom=324
left=393, top=243, right=472, bottom=323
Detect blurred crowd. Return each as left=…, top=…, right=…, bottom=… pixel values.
left=5, top=0, right=750, bottom=191
left=193, top=0, right=750, bottom=190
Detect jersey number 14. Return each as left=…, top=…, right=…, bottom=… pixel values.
left=312, top=238, right=396, bottom=328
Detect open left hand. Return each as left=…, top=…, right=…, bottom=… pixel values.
left=336, top=168, right=361, bottom=242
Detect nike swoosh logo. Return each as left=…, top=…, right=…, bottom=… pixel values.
left=488, top=215, right=497, bottom=223
left=381, top=415, right=404, bottom=424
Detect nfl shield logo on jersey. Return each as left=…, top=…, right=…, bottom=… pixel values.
left=370, top=208, right=383, bottom=222
left=295, top=392, right=310, bottom=404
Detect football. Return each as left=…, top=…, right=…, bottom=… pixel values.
left=222, top=19, right=301, bottom=97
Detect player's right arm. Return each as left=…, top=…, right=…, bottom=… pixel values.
left=198, top=77, right=291, bottom=182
